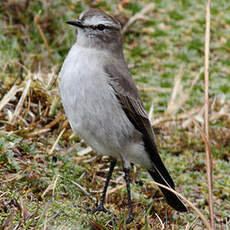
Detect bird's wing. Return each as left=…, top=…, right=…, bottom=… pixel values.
left=104, top=62, right=175, bottom=188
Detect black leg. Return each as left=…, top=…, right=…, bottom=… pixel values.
left=93, top=158, right=117, bottom=213
left=124, top=168, right=134, bottom=224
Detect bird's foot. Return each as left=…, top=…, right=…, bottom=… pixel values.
left=126, top=213, right=134, bottom=224
left=93, top=204, right=110, bottom=214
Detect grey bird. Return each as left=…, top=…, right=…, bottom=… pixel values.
left=59, top=8, right=187, bottom=223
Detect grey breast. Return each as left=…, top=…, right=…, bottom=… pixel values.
left=59, top=44, right=140, bottom=157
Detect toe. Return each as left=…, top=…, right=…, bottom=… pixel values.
left=126, top=214, right=134, bottom=224
left=93, top=205, right=108, bottom=213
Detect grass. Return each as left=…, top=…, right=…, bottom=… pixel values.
left=0, top=0, right=230, bottom=229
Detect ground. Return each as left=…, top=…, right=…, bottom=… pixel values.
left=0, top=0, right=229, bottom=229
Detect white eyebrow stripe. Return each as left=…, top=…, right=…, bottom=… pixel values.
left=84, top=16, right=120, bottom=29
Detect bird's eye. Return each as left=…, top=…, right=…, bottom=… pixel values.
left=97, top=24, right=106, bottom=30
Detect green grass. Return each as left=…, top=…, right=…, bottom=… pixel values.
left=0, top=0, right=230, bottom=229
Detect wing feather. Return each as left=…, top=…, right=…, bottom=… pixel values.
left=104, top=63, right=175, bottom=188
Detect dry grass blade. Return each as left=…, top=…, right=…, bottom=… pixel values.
left=166, top=64, right=184, bottom=114
left=78, top=146, right=93, bottom=156
left=107, top=184, right=126, bottom=196
left=122, top=3, right=155, bottom=34
left=62, top=143, right=79, bottom=155
left=26, top=128, right=51, bottom=137
left=44, top=112, right=63, bottom=129
left=155, top=213, right=165, bottom=230
left=49, top=128, right=66, bottom=155
left=177, top=107, right=214, bottom=229
left=138, top=87, right=171, bottom=93
left=210, top=102, right=230, bottom=122
left=9, top=79, right=31, bottom=124
left=182, top=105, right=204, bottom=128
left=42, top=175, right=59, bottom=199
left=189, top=217, right=199, bottom=230
left=34, top=13, right=51, bottom=55
left=88, top=219, right=105, bottom=230
left=150, top=181, right=212, bottom=230
left=70, top=179, right=96, bottom=201
left=19, top=197, right=31, bottom=221
left=151, top=104, right=202, bottom=126
left=148, top=101, right=154, bottom=121
left=0, top=85, right=19, bottom=112
left=166, top=65, right=202, bottom=115
left=52, top=174, right=59, bottom=200
left=204, top=0, right=214, bottom=228
left=185, top=222, right=190, bottom=230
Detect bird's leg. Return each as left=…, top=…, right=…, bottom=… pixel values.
left=123, top=167, right=134, bottom=224
left=93, top=158, right=117, bottom=214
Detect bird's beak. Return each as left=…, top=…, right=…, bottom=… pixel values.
left=66, top=20, right=85, bottom=28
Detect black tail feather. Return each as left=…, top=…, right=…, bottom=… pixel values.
left=148, top=169, right=187, bottom=212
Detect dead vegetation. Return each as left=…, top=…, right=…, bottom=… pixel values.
left=0, top=0, right=230, bottom=229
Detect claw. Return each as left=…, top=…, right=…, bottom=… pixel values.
left=126, top=213, right=134, bottom=224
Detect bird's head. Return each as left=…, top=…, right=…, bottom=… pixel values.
left=67, top=9, right=122, bottom=52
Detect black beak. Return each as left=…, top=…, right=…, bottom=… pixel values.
left=66, top=20, right=85, bottom=28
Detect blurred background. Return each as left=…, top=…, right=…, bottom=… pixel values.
left=0, top=0, right=229, bottom=229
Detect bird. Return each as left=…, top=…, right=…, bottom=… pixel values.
left=59, top=8, right=187, bottom=224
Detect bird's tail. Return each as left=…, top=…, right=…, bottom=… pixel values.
left=148, top=169, right=187, bottom=212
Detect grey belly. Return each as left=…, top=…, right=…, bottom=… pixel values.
left=60, top=71, right=139, bottom=158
